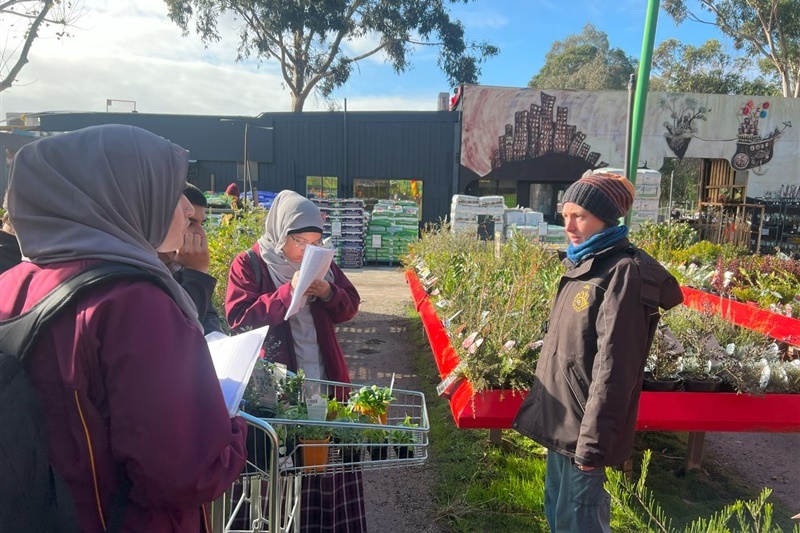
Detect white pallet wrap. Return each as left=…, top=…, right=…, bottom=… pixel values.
left=479, top=195, right=505, bottom=206
left=524, top=210, right=544, bottom=226
left=600, top=168, right=662, bottom=187
left=504, top=209, right=526, bottom=227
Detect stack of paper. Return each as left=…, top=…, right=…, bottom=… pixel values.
left=206, top=326, right=269, bottom=416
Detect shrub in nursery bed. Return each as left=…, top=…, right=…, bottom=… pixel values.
left=660, top=306, right=799, bottom=394
left=405, top=228, right=562, bottom=392
left=629, top=221, right=698, bottom=263
left=711, top=254, right=800, bottom=307
left=667, top=240, right=745, bottom=271
left=205, top=208, right=267, bottom=320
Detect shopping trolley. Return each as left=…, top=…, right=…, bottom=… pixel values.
left=211, top=377, right=429, bottom=533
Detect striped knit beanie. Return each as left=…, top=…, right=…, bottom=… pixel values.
left=562, top=171, right=635, bottom=225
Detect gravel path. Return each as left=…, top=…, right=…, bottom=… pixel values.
left=337, top=266, right=449, bottom=533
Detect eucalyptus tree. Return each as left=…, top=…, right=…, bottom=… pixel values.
left=165, top=0, right=498, bottom=111
left=662, top=0, right=800, bottom=97
left=0, top=0, right=82, bottom=92
left=528, top=24, right=637, bottom=91
left=650, top=38, right=780, bottom=95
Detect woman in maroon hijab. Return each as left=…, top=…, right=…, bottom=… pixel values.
left=0, top=125, right=248, bottom=532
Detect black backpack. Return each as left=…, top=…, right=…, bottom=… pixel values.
left=0, top=262, right=167, bottom=532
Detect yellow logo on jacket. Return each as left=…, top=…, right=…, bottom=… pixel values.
left=573, top=285, right=590, bottom=312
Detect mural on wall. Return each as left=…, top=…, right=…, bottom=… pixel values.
left=730, top=99, right=791, bottom=175
left=489, top=91, right=608, bottom=172
left=659, top=94, right=709, bottom=160
left=459, top=85, right=800, bottom=198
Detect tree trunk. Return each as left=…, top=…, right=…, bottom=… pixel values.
left=291, top=93, right=307, bottom=112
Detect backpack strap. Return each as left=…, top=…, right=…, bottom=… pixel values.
left=0, top=262, right=168, bottom=362
left=246, top=247, right=262, bottom=286
left=0, top=261, right=169, bottom=533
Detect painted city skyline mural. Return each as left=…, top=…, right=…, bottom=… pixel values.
left=459, top=85, right=799, bottom=198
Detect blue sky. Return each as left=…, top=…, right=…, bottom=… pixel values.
left=0, top=0, right=726, bottom=118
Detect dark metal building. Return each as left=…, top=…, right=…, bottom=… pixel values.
left=34, top=111, right=460, bottom=225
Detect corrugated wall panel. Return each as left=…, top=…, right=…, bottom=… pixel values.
left=35, top=111, right=458, bottom=224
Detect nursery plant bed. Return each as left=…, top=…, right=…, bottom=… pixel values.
left=408, top=271, right=800, bottom=433
left=680, top=286, right=800, bottom=345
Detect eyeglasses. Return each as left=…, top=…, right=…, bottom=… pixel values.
left=288, top=234, right=323, bottom=249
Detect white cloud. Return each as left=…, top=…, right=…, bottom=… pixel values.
left=456, top=10, right=509, bottom=30
left=0, top=0, right=437, bottom=118
left=343, top=32, right=390, bottom=64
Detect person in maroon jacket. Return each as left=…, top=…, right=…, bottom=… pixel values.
left=0, top=125, right=248, bottom=533
left=225, top=189, right=365, bottom=533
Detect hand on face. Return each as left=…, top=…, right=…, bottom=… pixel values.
left=169, top=202, right=209, bottom=272
left=174, top=230, right=210, bottom=272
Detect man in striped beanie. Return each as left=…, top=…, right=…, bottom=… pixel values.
left=513, top=170, right=683, bottom=533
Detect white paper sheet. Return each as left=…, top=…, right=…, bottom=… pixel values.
left=206, top=326, right=269, bottom=417
left=284, top=245, right=335, bottom=320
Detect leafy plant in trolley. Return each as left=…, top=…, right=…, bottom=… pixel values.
left=347, top=384, right=394, bottom=423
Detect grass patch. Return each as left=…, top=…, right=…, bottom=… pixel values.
left=628, top=432, right=797, bottom=531
left=405, top=306, right=799, bottom=532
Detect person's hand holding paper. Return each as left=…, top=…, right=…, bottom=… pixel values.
left=285, top=244, right=335, bottom=320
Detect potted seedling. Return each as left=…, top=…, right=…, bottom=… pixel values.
left=296, top=421, right=331, bottom=473
left=281, top=369, right=305, bottom=406
left=662, top=306, right=724, bottom=391
left=363, top=427, right=389, bottom=462
left=242, top=359, right=284, bottom=417
left=330, top=410, right=366, bottom=465
left=643, top=324, right=682, bottom=391
left=389, top=415, right=419, bottom=459
left=347, top=385, right=394, bottom=424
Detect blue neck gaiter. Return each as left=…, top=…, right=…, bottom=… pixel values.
left=566, top=225, right=629, bottom=265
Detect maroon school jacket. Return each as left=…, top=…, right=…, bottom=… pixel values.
left=0, top=260, right=248, bottom=533
left=225, top=244, right=360, bottom=384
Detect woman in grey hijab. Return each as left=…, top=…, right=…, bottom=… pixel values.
left=226, top=189, right=360, bottom=383
left=0, top=125, right=248, bottom=532
left=225, top=189, right=365, bottom=533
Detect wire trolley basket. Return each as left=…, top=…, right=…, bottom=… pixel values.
left=210, top=377, right=429, bottom=533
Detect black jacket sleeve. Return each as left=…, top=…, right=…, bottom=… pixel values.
left=174, top=267, right=223, bottom=335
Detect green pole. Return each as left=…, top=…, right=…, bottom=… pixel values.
left=627, top=0, right=660, bottom=188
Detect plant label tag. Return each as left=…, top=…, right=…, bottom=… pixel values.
left=436, top=361, right=467, bottom=399
left=306, top=394, right=328, bottom=421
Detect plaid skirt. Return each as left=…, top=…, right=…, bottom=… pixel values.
left=300, top=470, right=367, bottom=533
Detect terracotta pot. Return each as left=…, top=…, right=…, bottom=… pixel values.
left=299, top=436, right=331, bottom=473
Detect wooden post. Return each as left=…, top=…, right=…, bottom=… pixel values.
left=489, top=428, right=502, bottom=446
left=686, top=431, right=706, bottom=471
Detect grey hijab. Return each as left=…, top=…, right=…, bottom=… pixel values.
left=7, top=124, right=201, bottom=327
left=257, top=189, right=328, bottom=283
left=256, top=190, right=332, bottom=379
